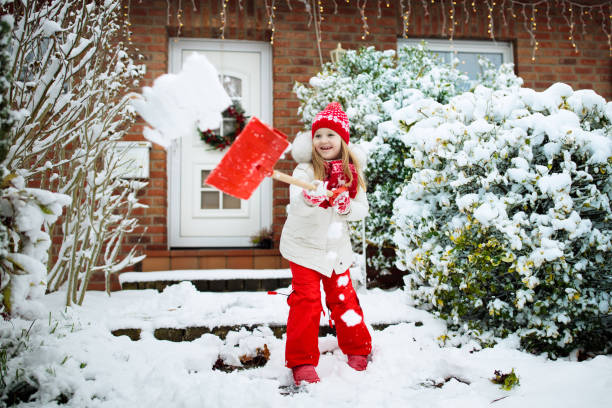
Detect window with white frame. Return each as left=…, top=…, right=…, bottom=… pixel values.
left=398, top=39, right=513, bottom=82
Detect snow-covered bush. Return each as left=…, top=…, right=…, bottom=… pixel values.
left=295, top=45, right=470, bottom=142
left=391, top=82, right=612, bottom=356
left=475, top=56, right=524, bottom=91
left=3, top=0, right=146, bottom=307
left=0, top=173, right=70, bottom=318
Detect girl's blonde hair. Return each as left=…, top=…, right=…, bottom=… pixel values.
left=312, top=140, right=367, bottom=192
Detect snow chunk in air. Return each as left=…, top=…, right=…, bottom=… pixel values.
left=131, top=53, right=231, bottom=149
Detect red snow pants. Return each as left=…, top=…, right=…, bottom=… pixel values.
left=285, top=262, right=372, bottom=368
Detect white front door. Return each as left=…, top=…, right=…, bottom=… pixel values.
left=168, top=39, right=273, bottom=247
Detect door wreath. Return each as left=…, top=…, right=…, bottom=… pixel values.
left=198, top=101, right=248, bottom=151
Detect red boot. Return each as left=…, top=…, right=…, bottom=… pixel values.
left=292, top=364, right=321, bottom=385
left=347, top=355, right=368, bottom=371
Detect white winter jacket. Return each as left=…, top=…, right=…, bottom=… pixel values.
left=279, top=133, right=369, bottom=278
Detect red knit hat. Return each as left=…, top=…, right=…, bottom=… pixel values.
left=311, top=102, right=350, bottom=145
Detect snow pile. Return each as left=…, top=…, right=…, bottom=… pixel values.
left=387, top=82, right=611, bottom=356
left=0, top=288, right=610, bottom=407
left=131, top=53, right=231, bottom=149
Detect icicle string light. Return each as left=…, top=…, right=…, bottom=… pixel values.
left=531, top=4, right=539, bottom=61
left=440, top=0, right=447, bottom=37
left=176, top=0, right=183, bottom=37
left=501, top=0, right=508, bottom=27
left=318, top=0, right=324, bottom=20
left=220, top=0, right=228, bottom=39
left=448, top=0, right=456, bottom=39
left=399, top=0, right=405, bottom=37
left=359, top=0, right=370, bottom=39
left=401, top=0, right=412, bottom=38
left=485, top=0, right=494, bottom=40
left=311, top=0, right=323, bottom=66
left=603, top=4, right=612, bottom=57
left=146, top=0, right=612, bottom=58
left=408, top=0, right=413, bottom=37
left=124, top=0, right=132, bottom=44
left=166, top=0, right=171, bottom=25
left=299, top=0, right=313, bottom=27
left=264, top=0, right=277, bottom=44
left=421, top=0, right=429, bottom=17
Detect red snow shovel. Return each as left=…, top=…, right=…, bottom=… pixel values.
left=205, top=116, right=332, bottom=200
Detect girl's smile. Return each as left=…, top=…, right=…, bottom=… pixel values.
left=313, top=127, right=342, bottom=160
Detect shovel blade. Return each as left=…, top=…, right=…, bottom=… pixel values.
left=205, top=117, right=290, bottom=200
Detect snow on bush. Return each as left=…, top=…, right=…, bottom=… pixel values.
left=390, top=82, right=612, bottom=356
left=295, top=46, right=518, bottom=283
left=2, top=0, right=146, bottom=307
left=295, top=45, right=470, bottom=142
left=0, top=172, right=70, bottom=318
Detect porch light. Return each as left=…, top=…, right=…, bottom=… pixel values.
left=330, top=43, right=347, bottom=65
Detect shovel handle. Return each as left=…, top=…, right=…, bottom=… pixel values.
left=272, top=170, right=333, bottom=197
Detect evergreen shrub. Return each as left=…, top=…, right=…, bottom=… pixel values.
left=391, top=82, right=612, bottom=356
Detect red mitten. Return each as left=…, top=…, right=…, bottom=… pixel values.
left=302, top=180, right=329, bottom=207
left=330, top=187, right=351, bottom=215
left=326, top=161, right=358, bottom=199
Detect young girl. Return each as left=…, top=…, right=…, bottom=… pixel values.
left=279, top=102, right=372, bottom=386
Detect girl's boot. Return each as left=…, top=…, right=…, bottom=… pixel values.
left=292, top=364, right=321, bottom=385
left=347, top=355, right=368, bottom=371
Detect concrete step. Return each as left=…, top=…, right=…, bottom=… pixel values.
left=111, top=322, right=407, bottom=342
left=119, top=269, right=292, bottom=293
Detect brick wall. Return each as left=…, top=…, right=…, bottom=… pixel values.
left=124, top=0, right=611, bottom=255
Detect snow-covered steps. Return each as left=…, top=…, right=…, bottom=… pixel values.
left=111, top=322, right=398, bottom=342
left=92, top=284, right=427, bottom=343
left=119, top=269, right=293, bottom=292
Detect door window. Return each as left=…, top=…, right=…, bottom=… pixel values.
left=200, top=169, right=241, bottom=210
left=199, top=74, right=245, bottom=213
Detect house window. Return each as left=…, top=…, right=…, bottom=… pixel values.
left=398, top=39, right=513, bottom=82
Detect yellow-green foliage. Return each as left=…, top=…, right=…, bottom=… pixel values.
left=491, top=369, right=520, bottom=391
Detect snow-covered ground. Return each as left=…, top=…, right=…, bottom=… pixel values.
left=2, top=280, right=610, bottom=408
